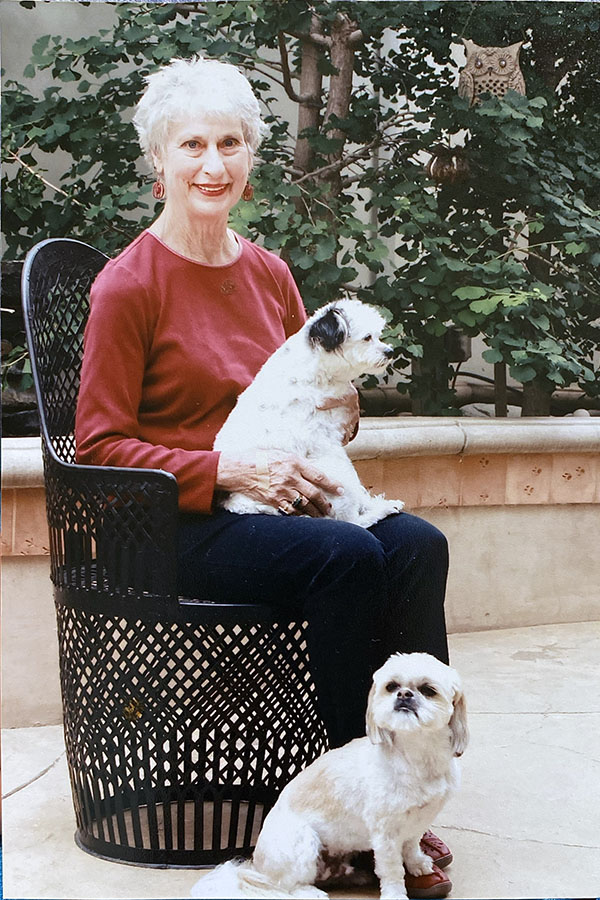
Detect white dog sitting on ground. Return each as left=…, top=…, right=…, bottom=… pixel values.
left=191, top=652, right=468, bottom=899
left=213, top=299, right=404, bottom=528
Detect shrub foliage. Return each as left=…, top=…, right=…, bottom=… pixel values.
left=3, top=0, right=599, bottom=413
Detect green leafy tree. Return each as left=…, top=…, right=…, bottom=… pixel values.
left=3, top=0, right=599, bottom=414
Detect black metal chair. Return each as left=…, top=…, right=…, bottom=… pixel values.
left=22, top=237, right=328, bottom=867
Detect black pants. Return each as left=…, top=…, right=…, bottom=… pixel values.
left=178, top=510, right=449, bottom=748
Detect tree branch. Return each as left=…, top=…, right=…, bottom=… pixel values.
left=293, top=137, right=381, bottom=185
left=286, top=29, right=331, bottom=48
left=8, top=150, right=133, bottom=237
left=277, top=32, right=320, bottom=105
left=7, top=150, right=86, bottom=207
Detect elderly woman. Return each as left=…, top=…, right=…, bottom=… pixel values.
left=75, top=56, right=453, bottom=895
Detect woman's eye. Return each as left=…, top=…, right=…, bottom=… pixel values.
left=223, top=138, right=239, bottom=148
left=186, top=140, right=199, bottom=150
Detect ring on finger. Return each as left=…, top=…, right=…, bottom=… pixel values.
left=291, top=494, right=306, bottom=511
left=278, top=502, right=292, bottom=516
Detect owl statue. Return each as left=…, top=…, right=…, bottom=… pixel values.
left=458, top=39, right=526, bottom=106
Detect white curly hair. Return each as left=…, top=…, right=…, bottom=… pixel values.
left=133, top=56, right=268, bottom=171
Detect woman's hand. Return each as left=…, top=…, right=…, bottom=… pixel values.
left=216, top=451, right=344, bottom=517
left=317, top=383, right=360, bottom=445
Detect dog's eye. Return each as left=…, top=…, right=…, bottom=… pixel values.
left=363, top=334, right=372, bottom=342
left=419, top=683, right=438, bottom=697
left=385, top=681, right=398, bottom=693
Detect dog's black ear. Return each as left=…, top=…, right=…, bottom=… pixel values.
left=308, top=307, right=347, bottom=352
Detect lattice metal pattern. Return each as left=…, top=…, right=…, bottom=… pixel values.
left=42, top=447, right=178, bottom=601
left=21, top=239, right=329, bottom=866
left=56, top=606, right=328, bottom=864
left=24, top=240, right=108, bottom=463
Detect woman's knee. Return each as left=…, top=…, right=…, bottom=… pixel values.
left=373, top=512, right=448, bottom=562
left=304, top=521, right=387, bottom=590
left=416, top=518, right=448, bottom=564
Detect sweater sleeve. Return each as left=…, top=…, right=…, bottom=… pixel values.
left=75, top=266, right=220, bottom=514
left=281, top=264, right=307, bottom=337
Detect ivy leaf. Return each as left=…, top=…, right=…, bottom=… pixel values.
left=470, top=296, right=500, bottom=315
left=452, top=287, right=486, bottom=301
left=482, top=348, right=504, bottom=364
left=509, top=364, right=537, bottom=383
left=456, top=309, right=478, bottom=327
left=442, top=257, right=468, bottom=272
left=564, top=241, right=589, bottom=256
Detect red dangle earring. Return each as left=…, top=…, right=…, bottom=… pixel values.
left=242, top=183, right=254, bottom=202
left=152, top=178, right=165, bottom=200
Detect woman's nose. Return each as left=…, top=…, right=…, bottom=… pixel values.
left=201, top=144, right=226, bottom=177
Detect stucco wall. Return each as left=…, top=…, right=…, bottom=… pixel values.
left=2, top=420, right=599, bottom=727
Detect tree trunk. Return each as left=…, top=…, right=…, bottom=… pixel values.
left=319, top=12, right=360, bottom=199
left=293, top=14, right=323, bottom=174
left=521, top=378, right=552, bottom=416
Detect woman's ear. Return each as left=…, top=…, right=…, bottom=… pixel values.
left=150, top=149, right=163, bottom=176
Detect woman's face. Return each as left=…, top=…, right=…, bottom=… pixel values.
left=154, top=112, right=251, bottom=225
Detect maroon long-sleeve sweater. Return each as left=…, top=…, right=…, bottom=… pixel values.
left=75, top=230, right=306, bottom=513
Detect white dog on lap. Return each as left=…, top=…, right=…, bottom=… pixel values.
left=191, top=652, right=468, bottom=899
left=213, top=299, right=404, bottom=528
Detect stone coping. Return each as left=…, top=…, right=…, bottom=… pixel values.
left=2, top=436, right=46, bottom=489
left=2, top=418, right=599, bottom=489
left=347, top=415, right=600, bottom=460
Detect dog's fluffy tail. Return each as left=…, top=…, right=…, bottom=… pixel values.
left=190, top=859, right=327, bottom=899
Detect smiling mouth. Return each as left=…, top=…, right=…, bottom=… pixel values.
left=194, top=184, right=229, bottom=196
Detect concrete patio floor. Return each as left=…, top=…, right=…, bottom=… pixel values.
left=2, top=620, right=599, bottom=900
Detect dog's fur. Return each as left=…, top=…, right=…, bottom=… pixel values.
left=213, top=299, right=404, bottom=527
left=191, top=653, right=468, bottom=899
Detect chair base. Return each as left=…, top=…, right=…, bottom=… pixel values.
left=74, top=795, right=262, bottom=867
left=56, top=594, right=328, bottom=868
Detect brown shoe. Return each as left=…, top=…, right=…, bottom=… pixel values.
left=405, top=864, right=452, bottom=899
left=420, top=830, right=453, bottom=868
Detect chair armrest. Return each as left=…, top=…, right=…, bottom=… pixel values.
left=42, top=446, right=180, bottom=607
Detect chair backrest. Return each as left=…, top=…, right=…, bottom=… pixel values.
left=22, top=238, right=109, bottom=463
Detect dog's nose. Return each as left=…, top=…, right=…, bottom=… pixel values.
left=383, top=346, right=394, bottom=359
left=394, top=688, right=417, bottom=712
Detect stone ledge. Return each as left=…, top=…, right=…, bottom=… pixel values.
left=3, top=417, right=599, bottom=490
left=347, top=416, right=600, bottom=460
left=2, top=437, right=45, bottom=488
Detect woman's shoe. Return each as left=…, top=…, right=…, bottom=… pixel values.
left=404, top=864, right=452, bottom=899
left=420, top=830, right=453, bottom=868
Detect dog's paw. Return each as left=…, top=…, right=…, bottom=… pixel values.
left=221, top=494, right=277, bottom=516
left=380, top=882, right=408, bottom=900
left=404, top=853, right=435, bottom=878
left=356, top=496, right=404, bottom=528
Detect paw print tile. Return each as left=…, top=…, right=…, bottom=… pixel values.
left=459, top=455, right=507, bottom=506
left=12, top=488, right=51, bottom=555
left=417, top=457, right=461, bottom=509
left=550, top=454, right=596, bottom=504
left=383, top=458, right=421, bottom=509
left=354, top=458, right=385, bottom=496
left=0, top=489, right=16, bottom=556
left=505, top=455, right=552, bottom=505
